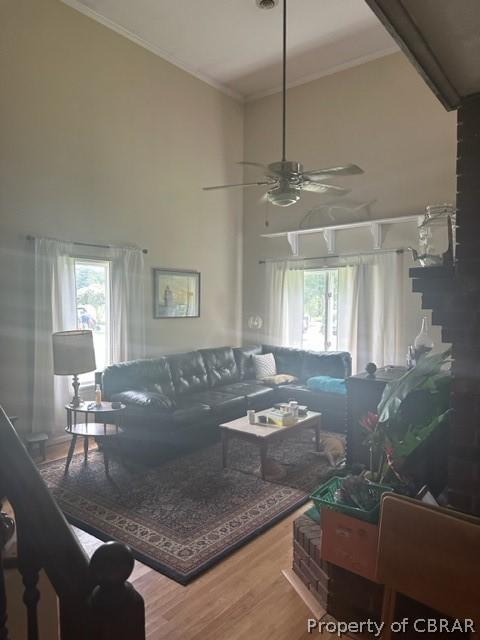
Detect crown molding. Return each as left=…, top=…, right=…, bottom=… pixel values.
left=245, top=45, right=399, bottom=102
left=61, top=0, right=398, bottom=105
left=61, top=0, right=244, bottom=102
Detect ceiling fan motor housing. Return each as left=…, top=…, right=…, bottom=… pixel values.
left=269, top=160, right=303, bottom=178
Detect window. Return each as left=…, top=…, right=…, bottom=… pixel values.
left=74, top=259, right=111, bottom=385
left=302, top=268, right=338, bottom=351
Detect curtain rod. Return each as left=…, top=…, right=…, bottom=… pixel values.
left=27, top=235, right=148, bottom=254
left=258, top=248, right=405, bottom=264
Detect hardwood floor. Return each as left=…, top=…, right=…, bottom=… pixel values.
left=45, top=440, right=333, bottom=640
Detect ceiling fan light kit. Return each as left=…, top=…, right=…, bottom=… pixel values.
left=268, top=179, right=300, bottom=207
left=203, top=0, right=364, bottom=209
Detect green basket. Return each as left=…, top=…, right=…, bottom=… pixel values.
left=310, top=476, right=392, bottom=524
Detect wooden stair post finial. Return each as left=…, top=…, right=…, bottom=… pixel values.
left=88, top=541, right=145, bottom=640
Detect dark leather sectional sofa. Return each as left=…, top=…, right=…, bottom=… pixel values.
left=101, top=345, right=351, bottom=451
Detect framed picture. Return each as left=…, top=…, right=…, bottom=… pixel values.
left=153, top=268, right=200, bottom=318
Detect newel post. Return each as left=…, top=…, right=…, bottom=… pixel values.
left=0, top=509, right=15, bottom=640
left=88, top=542, right=145, bottom=640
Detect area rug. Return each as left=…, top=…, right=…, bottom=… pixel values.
left=39, top=433, right=336, bottom=584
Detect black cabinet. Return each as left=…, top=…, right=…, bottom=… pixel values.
left=346, top=367, right=407, bottom=466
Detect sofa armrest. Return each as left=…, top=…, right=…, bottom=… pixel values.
left=110, top=390, right=176, bottom=411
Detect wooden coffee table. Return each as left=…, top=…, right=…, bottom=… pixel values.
left=219, top=409, right=322, bottom=481
left=64, top=402, right=126, bottom=476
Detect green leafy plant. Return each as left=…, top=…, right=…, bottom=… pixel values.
left=360, top=348, right=452, bottom=485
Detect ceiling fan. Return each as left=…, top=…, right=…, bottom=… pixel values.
left=203, top=0, right=364, bottom=207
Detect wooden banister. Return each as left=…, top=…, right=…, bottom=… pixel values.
left=0, top=406, right=145, bottom=640
left=88, top=542, right=145, bottom=638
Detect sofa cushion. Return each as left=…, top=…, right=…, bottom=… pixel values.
left=216, top=381, right=276, bottom=411
left=254, top=353, right=277, bottom=379
left=187, top=390, right=246, bottom=417
left=102, top=357, right=175, bottom=399
left=301, top=351, right=352, bottom=381
left=306, top=376, right=347, bottom=395
left=233, top=345, right=262, bottom=380
left=110, top=390, right=175, bottom=411
left=217, top=381, right=274, bottom=401
left=262, top=346, right=304, bottom=379
left=168, top=351, right=209, bottom=395
left=199, top=347, right=240, bottom=387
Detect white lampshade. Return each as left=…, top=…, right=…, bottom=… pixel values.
left=52, top=330, right=96, bottom=375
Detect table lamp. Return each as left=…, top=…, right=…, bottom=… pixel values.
left=52, top=330, right=96, bottom=407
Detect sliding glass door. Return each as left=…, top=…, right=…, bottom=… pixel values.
left=302, top=269, right=338, bottom=352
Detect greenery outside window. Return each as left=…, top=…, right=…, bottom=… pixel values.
left=74, top=258, right=111, bottom=386
left=302, top=268, right=339, bottom=352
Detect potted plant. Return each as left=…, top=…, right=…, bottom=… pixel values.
left=360, top=348, right=452, bottom=488
left=311, top=350, right=452, bottom=581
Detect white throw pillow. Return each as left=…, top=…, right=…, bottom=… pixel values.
left=254, top=353, right=277, bottom=380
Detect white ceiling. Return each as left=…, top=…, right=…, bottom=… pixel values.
left=63, top=0, right=398, bottom=101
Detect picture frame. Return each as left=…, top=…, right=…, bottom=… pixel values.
left=153, top=268, right=200, bottom=319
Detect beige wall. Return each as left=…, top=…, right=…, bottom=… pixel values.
left=0, top=0, right=244, bottom=431
left=242, top=53, right=457, bottom=359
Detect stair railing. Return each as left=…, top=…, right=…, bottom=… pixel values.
left=0, top=406, right=145, bottom=640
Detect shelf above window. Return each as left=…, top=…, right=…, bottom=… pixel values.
left=261, top=214, right=421, bottom=254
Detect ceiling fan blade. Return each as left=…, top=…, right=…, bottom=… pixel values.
left=302, top=182, right=350, bottom=196
left=303, top=164, right=364, bottom=180
left=203, top=181, right=274, bottom=191
left=237, top=161, right=269, bottom=171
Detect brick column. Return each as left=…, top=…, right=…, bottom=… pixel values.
left=448, top=94, right=480, bottom=515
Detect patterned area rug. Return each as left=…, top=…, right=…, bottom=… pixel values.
left=39, top=433, right=336, bottom=584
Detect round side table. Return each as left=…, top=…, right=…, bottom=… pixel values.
left=64, top=402, right=126, bottom=476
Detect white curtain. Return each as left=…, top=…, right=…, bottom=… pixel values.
left=264, top=260, right=304, bottom=347
left=111, top=246, right=146, bottom=362
left=337, top=251, right=406, bottom=373
left=32, top=238, right=76, bottom=434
